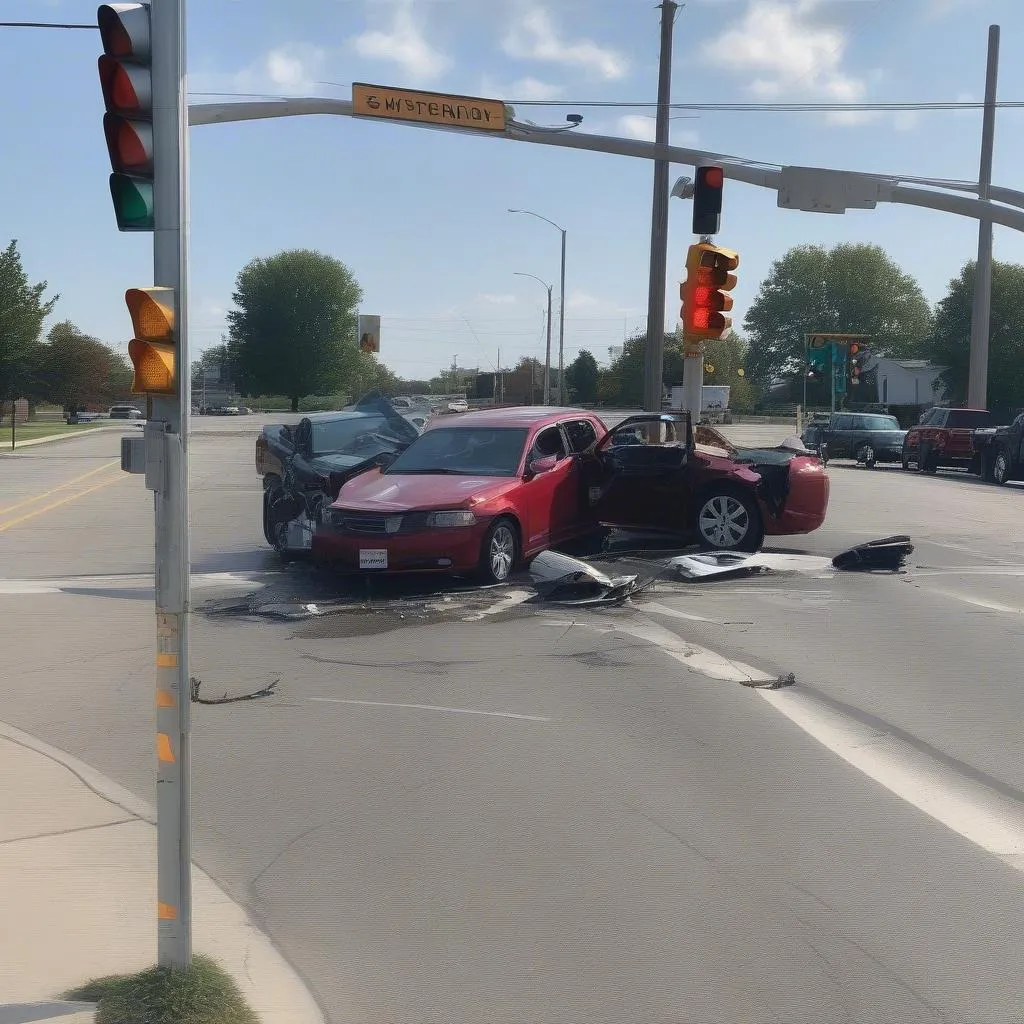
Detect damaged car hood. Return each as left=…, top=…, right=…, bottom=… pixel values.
left=309, top=449, right=398, bottom=477
left=333, top=471, right=521, bottom=513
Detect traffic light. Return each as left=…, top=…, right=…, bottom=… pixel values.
left=680, top=242, right=739, bottom=340
left=98, top=3, right=155, bottom=231
left=692, top=165, right=724, bottom=235
left=849, top=342, right=868, bottom=386
left=126, top=287, right=177, bottom=395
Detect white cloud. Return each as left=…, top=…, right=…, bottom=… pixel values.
left=702, top=0, right=905, bottom=129
left=479, top=293, right=517, bottom=305
left=567, top=291, right=600, bottom=310
left=352, top=2, right=450, bottom=83
left=616, top=115, right=699, bottom=146
left=480, top=75, right=563, bottom=102
left=503, top=8, right=628, bottom=81
left=191, top=44, right=327, bottom=96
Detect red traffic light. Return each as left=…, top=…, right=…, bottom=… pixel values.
left=700, top=166, right=724, bottom=190
left=99, top=55, right=151, bottom=115
left=98, top=3, right=151, bottom=61
left=103, top=113, right=153, bottom=174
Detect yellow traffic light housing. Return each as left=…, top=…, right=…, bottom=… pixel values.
left=126, top=287, right=176, bottom=395
left=680, top=242, right=739, bottom=340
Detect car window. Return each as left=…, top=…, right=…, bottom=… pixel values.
left=563, top=419, right=598, bottom=454
left=531, top=426, right=568, bottom=461
left=834, top=415, right=854, bottom=430
left=858, top=415, right=902, bottom=430
left=310, top=415, right=399, bottom=455
left=946, top=410, right=992, bottom=429
left=385, top=427, right=528, bottom=477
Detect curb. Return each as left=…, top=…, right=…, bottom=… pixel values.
left=0, top=719, right=327, bottom=1024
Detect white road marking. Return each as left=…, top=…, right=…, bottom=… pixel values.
left=758, top=687, right=1024, bottom=873
left=923, top=589, right=1024, bottom=616
left=0, top=570, right=274, bottom=596
left=641, top=601, right=719, bottom=624
left=309, top=697, right=551, bottom=722
left=550, top=612, right=1024, bottom=873
left=458, top=588, right=533, bottom=621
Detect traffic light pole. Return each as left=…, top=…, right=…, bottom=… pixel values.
left=151, top=0, right=192, bottom=969
left=642, top=0, right=677, bottom=413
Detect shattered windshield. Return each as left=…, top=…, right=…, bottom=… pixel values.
left=385, top=427, right=528, bottom=476
left=311, top=415, right=406, bottom=455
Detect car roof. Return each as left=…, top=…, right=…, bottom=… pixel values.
left=423, top=406, right=600, bottom=430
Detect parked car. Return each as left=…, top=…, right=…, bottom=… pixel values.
left=256, top=395, right=421, bottom=555
left=801, top=411, right=907, bottom=468
left=108, top=404, right=143, bottom=420
left=902, top=407, right=993, bottom=473
left=972, top=411, right=1024, bottom=485
left=314, top=408, right=829, bottom=583
left=447, top=398, right=469, bottom=413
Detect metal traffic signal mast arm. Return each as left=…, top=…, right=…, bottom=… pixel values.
left=188, top=96, right=1024, bottom=234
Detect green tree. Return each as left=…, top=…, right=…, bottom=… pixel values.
left=36, top=321, right=129, bottom=411
left=0, top=239, right=58, bottom=400
left=564, top=350, right=599, bottom=403
left=701, top=332, right=758, bottom=413
left=743, top=243, right=932, bottom=396
left=227, top=249, right=363, bottom=412
left=595, top=332, right=679, bottom=406
left=927, top=259, right=1024, bottom=418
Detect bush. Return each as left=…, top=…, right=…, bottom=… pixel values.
left=64, top=954, right=259, bottom=1024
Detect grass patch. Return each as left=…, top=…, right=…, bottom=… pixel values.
left=63, top=954, right=259, bottom=1024
left=5, top=421, right=110, bottom=442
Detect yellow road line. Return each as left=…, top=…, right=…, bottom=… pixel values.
left=0, top=471, right=128, bottom=532
left=0, top=459, right=120, bottom=517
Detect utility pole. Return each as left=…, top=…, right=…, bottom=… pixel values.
left=544, top=285, right=553, bottom=404
left=556, top=227, right=566, bottom=404
left=642, top=0, right=678, bottom=412
left=968, top=24, right=1000, bottom=411
left=151, top=0, right=192, bottom=969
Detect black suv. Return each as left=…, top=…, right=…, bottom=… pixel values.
left=802, top=412, right=907, bottom=468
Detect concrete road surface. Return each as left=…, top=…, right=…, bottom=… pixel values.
left=3, top=423, right=1024, bottom=1023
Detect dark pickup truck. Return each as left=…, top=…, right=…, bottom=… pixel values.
left=972, top=412, right=1024, bottom=485
left=902, top=407, right=993, bottom=474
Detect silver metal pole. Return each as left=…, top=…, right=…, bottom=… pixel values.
left=544, top=285, right=553, bottom=404
left=830, top=344, right=836, bottom=414
left=642, top=0, right=678, bottom=413
left=557, top=228, right=566, bottom=404
left=968, top=24, right=1000, bottom=410
left=151, top=0, right=192, bottom=969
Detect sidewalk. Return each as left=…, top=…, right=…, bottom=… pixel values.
left=0, top=723, right=325, bottom=1024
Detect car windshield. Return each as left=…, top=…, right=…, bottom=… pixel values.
left=310, top=415, right=406, bottom=455
left=857, top=415, right=902, bottom=430
left=385, top=427, right=528, bottom=476
left=946, top=410, right=993, bottom=428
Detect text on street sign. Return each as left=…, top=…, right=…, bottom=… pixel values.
left=353, top=83, right=507, bottom=132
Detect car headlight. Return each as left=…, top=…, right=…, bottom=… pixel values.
left=427, top=510, right=477, bottom=528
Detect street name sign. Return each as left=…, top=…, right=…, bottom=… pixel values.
left=352, top=83, right=507, bottom=132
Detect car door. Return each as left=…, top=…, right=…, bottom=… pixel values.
left=519, top=424, right=578, bottom=552
left=590, top=416, right=691, bottom=532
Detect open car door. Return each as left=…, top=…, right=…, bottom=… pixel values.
left=587, top=413, right=693, bottom=532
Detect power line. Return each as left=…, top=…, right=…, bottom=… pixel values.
left=0, top=21, right=95, bottom=28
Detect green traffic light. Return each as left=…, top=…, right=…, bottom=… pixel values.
left=109, top=173, right=154, bottom=231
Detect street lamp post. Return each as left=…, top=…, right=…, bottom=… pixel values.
left=515, top=271, right=553, bottom=404
left=508, top=209, right=566, bottom=404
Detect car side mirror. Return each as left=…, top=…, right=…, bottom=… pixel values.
left=527, top=454, right=558, bottom=477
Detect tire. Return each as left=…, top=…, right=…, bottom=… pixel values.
left=902, top=446, right=912, bottom=471
left=993, top=450, right=1010, bottom=486
left=479, top=518, right=519, bottom=584
left=918, top=443, right=938, bottom=474
left=262, top=489, right=276, bottom=546
left=694, top=488, right=764, bottom=553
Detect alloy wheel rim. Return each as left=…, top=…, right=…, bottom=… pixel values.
left=698, top=495, right=749, bottom=548
left=490, top=526, right=515, bottom=580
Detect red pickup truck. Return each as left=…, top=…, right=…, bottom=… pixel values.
left=902, top=407, right=993, bottom=473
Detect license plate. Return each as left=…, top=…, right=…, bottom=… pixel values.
left=359, top=548, right=388, bottom=570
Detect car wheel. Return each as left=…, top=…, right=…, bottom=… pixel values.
left=993, top=450, right=1010, bottom=486
left=479, top=518, right=518, bottom=584
left=901, top=446, right=912, bottom=471
left=918, top=443, right=938, bottom=474
left=262, top=490, right=276, bottom=546
left=695, top=489, right=764, bottom=553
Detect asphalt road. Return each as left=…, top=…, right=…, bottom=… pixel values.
left=3, top=420, right=1024, bottom=1023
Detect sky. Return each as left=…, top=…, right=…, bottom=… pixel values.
left=3, top=0, right=1024, bottom=383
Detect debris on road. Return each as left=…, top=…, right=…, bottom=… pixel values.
left=190, top=677, right=280, bottom=704
left=667, top=550, right=837, bottom=582
left=528, top=550, right=639, bottom=606
left=832, top=535, right=914, bottom=572
left=741, top=672, right=796, bottom=690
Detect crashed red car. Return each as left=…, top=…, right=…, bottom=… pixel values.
left=312, top=409, right=829, bottom=582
